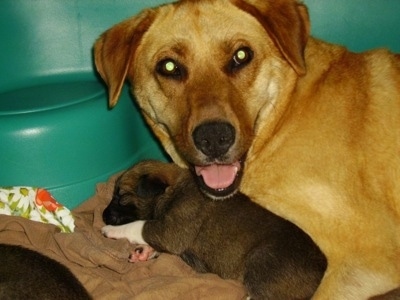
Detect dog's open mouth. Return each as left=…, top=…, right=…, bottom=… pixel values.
left=193, top=161, right=243, bottom=199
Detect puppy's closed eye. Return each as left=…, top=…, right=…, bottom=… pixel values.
left=135, top=174, right=169, bottom=198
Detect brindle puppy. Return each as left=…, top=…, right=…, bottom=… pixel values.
left=102, top=160, right=326, bottom=300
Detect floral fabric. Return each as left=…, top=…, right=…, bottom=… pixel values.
left=0, top=187, right=75, bottom=233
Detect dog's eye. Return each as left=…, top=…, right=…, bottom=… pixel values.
left=228, top=47, right=253, bottom=72
left=156, top=59, right=186, bottom=80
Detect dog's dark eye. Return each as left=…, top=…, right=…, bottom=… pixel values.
left=156, top=58, right=186, bottom=80
left=228, top=47, right=253, bottom=72
left=116, top=191, right=133, bottom=206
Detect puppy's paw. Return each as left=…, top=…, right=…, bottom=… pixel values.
left=101, top=225, right=123, bottom=240
left=129, top=244, right=159, bottom=263
left=101, top=221, right=147, bottom=244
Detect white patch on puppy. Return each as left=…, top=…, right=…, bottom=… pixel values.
left=102, top=220, right=147, bottom=245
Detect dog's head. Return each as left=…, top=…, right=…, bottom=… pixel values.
left=103, top=160, right=184, bottom=225
left=95, top=0, right=309, bottom=199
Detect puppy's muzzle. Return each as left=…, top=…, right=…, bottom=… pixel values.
left=192, top=121, right=235, bottom=159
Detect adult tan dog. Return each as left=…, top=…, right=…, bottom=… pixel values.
left=94, top=0, right=400, bottom=298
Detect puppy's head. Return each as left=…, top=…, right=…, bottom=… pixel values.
left=103, top=160, right=184, bottom=225
left=95, top=0, right=309, bottom=199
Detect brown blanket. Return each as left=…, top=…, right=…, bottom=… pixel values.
left=0, top=174, right=246, bottom=299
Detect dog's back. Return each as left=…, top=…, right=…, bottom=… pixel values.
left=179, top=185, right=327, bottom=299
left=0, top=244, right=91, bottom=300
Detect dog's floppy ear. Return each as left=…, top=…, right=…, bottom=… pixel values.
left=135, top=174, right=169, bottom=198
left=135, top=162, right=185, bottom=198
left=94, top=9, right=156, bottom=108
left=233, top=0, right=310, bottom=75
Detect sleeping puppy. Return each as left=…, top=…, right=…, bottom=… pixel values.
left=0, top=244, right=91, bottom=300
left=102, top=160, right=327, bottom=300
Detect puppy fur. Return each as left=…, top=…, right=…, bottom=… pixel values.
left=103, top=160, right=327, bottom=300
left=94, top=0, right=400, bottom=297
left=0, top=244, right=91, bottom=300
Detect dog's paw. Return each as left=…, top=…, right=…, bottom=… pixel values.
left=129, top=244, right=159, bottom=263
left=101, top=221, right=147, bottom=244
left=101, top=225, right=122, bottom=239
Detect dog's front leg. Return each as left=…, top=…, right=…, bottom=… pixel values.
left=102, top=220, right=147, bottom=245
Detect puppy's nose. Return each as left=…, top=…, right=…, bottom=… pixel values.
left=192, top=121, right=235, bottom=158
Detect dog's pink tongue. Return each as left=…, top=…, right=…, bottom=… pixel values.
left=195, top=163, right=239, bottom=190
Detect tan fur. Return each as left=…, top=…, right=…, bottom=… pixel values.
left=94, top=0, right=400, bottom=298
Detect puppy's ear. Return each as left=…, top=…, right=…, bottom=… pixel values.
left=134, top=162, right=186, bottom=198
left=135, top=174, right=169, bottom=198
left=94, top=9, right=156, bottom=108
left=233, top=0, right=310, bottom=75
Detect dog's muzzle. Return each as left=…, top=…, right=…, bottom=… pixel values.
left=192, top=121, right=235, bottom=159
left=192, top=121, right=243, bottom=199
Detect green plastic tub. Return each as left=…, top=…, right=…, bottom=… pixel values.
left=0, top=0, right=399, bottom=208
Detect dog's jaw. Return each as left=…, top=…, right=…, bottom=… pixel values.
left=194, top=162, right=240, bottom=190
left=192, top=159, right=244, bottom=200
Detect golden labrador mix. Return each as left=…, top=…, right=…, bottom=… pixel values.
left=94, top=0, right=400, bottom=298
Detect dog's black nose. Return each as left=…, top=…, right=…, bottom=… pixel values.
left=192, top=121, right=235, bottom=158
